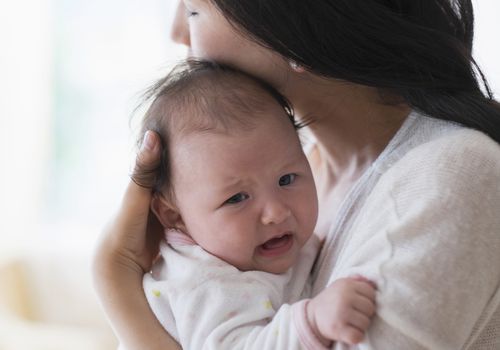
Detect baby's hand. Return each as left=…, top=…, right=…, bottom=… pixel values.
left=306, top=276, right=376, bottom=345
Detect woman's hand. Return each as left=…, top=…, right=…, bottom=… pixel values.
left=94, top=130, right=163, bottom=280
left=92, top=131, right=180, bottom=350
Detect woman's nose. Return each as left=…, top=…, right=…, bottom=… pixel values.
left=261, top=199, right=292, bottom=226
left=170, top=1, right=191, bottom=46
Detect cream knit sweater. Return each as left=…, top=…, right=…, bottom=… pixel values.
left=311, top=111, right=500, bottom=349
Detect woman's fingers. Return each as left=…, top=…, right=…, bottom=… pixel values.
left=131, top=130, right=162, bottom=189
left=95, top=130, right=163, bottom=275
left=118, top=131, right=163, bottom=268
left=119, top=130, right=161, bottom=228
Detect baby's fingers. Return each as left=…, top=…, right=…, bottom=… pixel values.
left=347, top=309, right=372, bottom=333
left=352, top=293, right=376, bottom=317
left=339, top=325, right=365, bottom=345
left=352, top=278, right=377, bottom=301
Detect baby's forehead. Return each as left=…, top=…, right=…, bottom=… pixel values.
left=171, top=123, right=304, bottom=183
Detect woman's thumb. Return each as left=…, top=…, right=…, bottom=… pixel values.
left=132, top=130, right=161, bottom=189
left=119, top=130, right=162, bottom=222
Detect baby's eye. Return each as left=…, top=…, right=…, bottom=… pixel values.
left=225, top=192, right=249, bottom=205
left=279, top=174, right=296, bottom=186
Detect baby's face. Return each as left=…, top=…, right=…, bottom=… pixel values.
left=169, top=105, right=318, bottom=274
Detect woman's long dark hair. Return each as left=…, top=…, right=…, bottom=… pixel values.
left=210, top=0, right=500, bottom=142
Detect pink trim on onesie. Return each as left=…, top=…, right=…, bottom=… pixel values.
left=291, top=299, right=330, bottom=350
left=165, top=228, right=197, bottom=246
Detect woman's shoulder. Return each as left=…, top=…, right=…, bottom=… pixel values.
left=382, top=124, right=500, bottom=193
left=362, top=123, right=500, bottom=239
left=405, top=126, right=499, bottom=166
left=346, top=122, right=500, bottom=280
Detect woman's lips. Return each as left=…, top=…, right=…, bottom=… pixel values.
left=257, top=233, right=293, bottom=257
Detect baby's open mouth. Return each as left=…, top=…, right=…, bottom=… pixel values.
left=258, top=233, right=293, bottom=257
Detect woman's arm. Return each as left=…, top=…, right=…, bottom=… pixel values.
left=93, top=253, right=179, bottom=349
left=92, top=131, right=181, bottom=350
left=332, top=131, right=500, bottom=349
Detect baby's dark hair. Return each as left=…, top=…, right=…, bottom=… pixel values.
left=136, top=59, right=297, bottom=198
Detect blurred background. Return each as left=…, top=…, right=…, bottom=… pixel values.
left=0, top=0, right=498, bottom=349
left=0, top=0, right=184, bottom=348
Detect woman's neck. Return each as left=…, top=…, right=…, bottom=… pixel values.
left=289, top=75, right=410, bottom=182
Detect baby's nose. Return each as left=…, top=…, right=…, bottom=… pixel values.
left=261, top=200, right=292, bottom=226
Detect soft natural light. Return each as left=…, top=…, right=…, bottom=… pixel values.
left=0, top=1, right=499, bottom=348
left=0, top=0, right=499, bottom=255
left=0, top=0, right=185, bottom=255
left=1, top=1, right=184, bottom=347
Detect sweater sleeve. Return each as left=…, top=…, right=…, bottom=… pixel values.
left=331, top=130, right=500, bottom=350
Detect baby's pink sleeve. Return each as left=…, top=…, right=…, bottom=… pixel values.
left=291, top=299, right=330, bottom=350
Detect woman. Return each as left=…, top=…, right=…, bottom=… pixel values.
left=93, top=0, right=500, bottom=349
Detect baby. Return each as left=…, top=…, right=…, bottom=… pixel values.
left=139, top=59, right=376, bottom=349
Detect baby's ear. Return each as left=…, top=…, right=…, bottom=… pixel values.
left=151, top=193, right=186, bottom=232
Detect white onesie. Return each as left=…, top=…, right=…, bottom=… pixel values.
left=143, top=229, right=326, bottom=349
